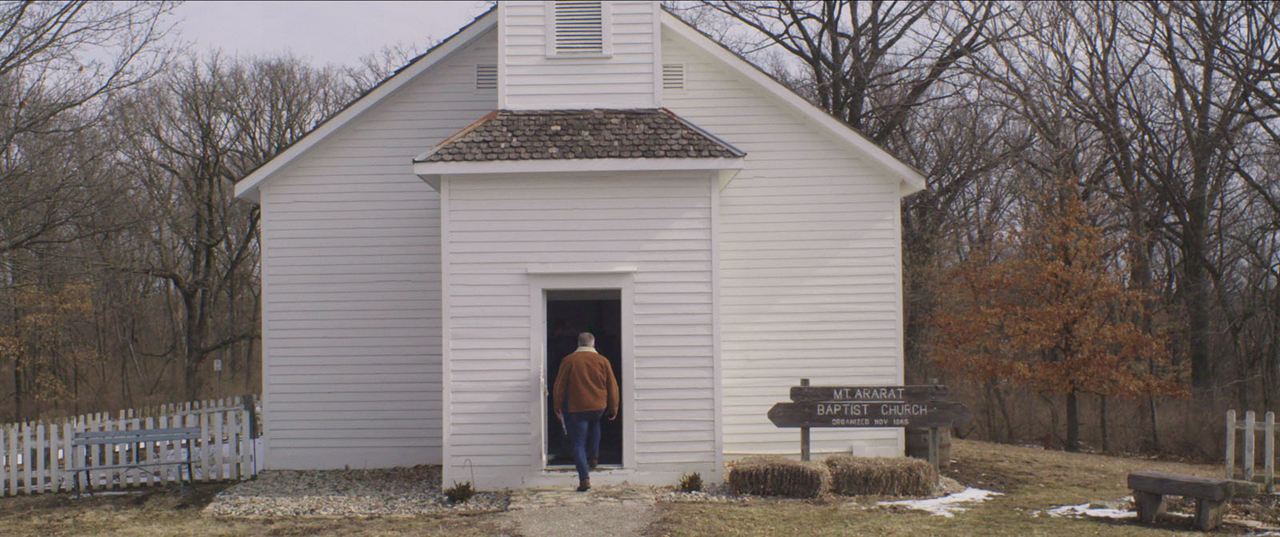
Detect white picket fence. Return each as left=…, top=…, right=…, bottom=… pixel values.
left=1225, top=409, right=1276, bottom=494
left=0, top=396, right=259, bottom=496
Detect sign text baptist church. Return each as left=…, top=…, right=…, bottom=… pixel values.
left=815, top=387, right=928, bottom=426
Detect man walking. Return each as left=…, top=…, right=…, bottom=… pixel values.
left=552, top=332, right=619, bottom=492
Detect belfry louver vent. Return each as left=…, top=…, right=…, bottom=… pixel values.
left=475, top=64, right=497, bottom=90
left=663, top=64, right=685, bottom=90
left=552, top=0, right=605, bottom=55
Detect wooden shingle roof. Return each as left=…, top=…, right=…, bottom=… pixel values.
left=416, top=109, right=745, bottom=163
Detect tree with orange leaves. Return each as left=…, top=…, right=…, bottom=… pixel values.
left=930, top=180, right=1185, bottom=452
left=0, top=283, right=96, bottom=420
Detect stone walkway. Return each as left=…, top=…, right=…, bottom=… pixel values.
left=499, top=485, right=661, bottom=537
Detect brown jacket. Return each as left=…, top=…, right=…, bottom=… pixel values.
left=553, top=348, right=620, bottom=415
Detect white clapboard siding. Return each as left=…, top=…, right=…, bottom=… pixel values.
left=500, top=1, right=659, bottom=109
left=444, top=171, right=717, bottom=487
left=257, top=30, right=499, bottom=470
left=663, top=32, right=905, bottom=458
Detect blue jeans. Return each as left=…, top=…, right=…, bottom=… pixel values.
left=565, top=410, right=604, bottom=480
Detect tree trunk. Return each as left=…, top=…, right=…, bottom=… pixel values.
left=901, top=207, right=935, bottom=385
left=1184, top=224, right=1213, bottom=395
left=1099, top=395, right=1109, bottom=453
left=1265, top=287, right=1279, bottom=411
left=10, top=286, right=21, bottom=422
left=12, top=357, right=21, bottom=422
left=1148, top=396, right=1160, bottom=450
left=244, top=291, right=259, bottom=393
left=993, top=384, right=1015, bottom=442
left=1066, top=388, right=1080, bottom=452
left=183, top=288, right=201, bottom=401
left=983, top=381, right=997, bottom=440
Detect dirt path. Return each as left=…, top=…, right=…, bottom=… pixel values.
left=498, top=486, right=661, bottom=537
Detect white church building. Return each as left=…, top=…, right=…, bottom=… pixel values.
left=235, top=1, right=924, bottom=488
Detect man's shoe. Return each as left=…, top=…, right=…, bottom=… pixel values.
left=589, top=458, right=598, bottom=469
left=577, top=478, right=591, bottom=492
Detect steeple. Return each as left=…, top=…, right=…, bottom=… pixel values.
left=497, top=1, right=662, bottom=109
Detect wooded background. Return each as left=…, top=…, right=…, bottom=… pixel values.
left=0, top=1, right=1277, bottom=459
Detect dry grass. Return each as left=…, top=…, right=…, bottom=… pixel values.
left=651, top=439, right=1280, bottom=536
left=2, top=440, right=1275, bottom=536
left=727, top=456, right=830, bottom=498
left=825, top=455, right=937, bottom=497
left=0, top=484, right=507, bottom=537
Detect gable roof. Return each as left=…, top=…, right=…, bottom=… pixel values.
left=416, top=108, right=745, bottom=163
left=234, top=4, right=926, bottom=202
left=658, top=9, right=926, bottom=195
left=233, top=7, right=498, bottom=202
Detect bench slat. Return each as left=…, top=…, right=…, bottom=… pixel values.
left=1127, top=471, right=1259, bottom=502
left=72, top=428, right=201, bottom=446
left=68, top=461, right=188, bottom=472
left=74, top=427, right=201, bottom=438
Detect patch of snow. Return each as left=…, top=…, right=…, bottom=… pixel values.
left=1044, top=502, right=1135, bottom=520
left=877, top=487, right=1003, bottom=518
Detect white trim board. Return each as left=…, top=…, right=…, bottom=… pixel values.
left=526, top=264, right=638, bottom=275
left=439, top=176, right=455, bottom=484
left=233, top=11, right=498, bottom=202
left=527, top=272, right=637, bottom=474
left=416, top=157, right=744, bottom=190
left=708, top=173, right=725, bottom=474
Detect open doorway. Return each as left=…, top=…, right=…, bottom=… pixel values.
left=545, top=289, right=623, bottom=468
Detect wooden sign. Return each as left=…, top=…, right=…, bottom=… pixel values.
left=768, top=384, right=971, bottom=429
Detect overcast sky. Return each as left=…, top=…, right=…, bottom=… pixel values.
left=171, top=1, right=492, bottom=67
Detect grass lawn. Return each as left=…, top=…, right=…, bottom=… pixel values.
left=0, top=485, right=506, bottom=537
left=651, top=439, right=1278, bottom=536
left=0, top=439, right=1273, bottom=536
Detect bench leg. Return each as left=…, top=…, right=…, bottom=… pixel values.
left=1193, top=498, right=1225, bottom=531
left=1134, top=491, right=1166, bottom=524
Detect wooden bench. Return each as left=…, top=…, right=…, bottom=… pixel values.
left=70, top=427, right=202, bottom=493
left=1127, top=471, right=1261, bottom=531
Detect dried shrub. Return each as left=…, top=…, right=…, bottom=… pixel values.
left=727, top=456, right=829, bottom=498
left=678, top=472, right=703, bottom=493
left=825, top=455, right=937, bottom=497
left=444, top=481, right=475, bottom=503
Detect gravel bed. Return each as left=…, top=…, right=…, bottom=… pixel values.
left=205, top=465, right=508, bottom=518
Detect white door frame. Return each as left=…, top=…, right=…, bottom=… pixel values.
left=527, top=270, right=636, bottom=472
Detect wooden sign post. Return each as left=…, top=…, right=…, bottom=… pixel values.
left=768, top=382, right=971, bottom=470
left=799, top=379, right=811, bottom=461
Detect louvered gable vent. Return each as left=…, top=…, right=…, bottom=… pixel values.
left=663, top=64, right=685, bottom=90
left=552, top=0, right=605, bottom=55
left=475, top=64, right=497, bottom=90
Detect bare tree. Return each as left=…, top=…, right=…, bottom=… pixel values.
left=0, top=1, right=172, bottom=257
left=112, top=55, right=348, bottom=400
left=683, top=0, right=1007, bottom=143
left=1128, top=0, right=1273, bottom=393
left=0, top=1, right=171, bottom=421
